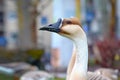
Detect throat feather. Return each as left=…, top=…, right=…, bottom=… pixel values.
left=72, top=37, right=88, bottom=76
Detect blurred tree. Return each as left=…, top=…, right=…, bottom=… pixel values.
left=109, top=0, right=116, bottom=38
left=31, top=0, right=52, bottom=48
left=30, top=0, right=39, bottom=48
left=17, top=0, right=52, bottom=49
left=17, top=0, right=34, bottom=49
left=75, top=0, right=81, bottom=20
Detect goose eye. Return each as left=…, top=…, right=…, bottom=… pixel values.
left=66, top=21, right=72, bottom=24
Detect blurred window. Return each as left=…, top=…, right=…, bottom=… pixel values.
left=0, top=12, right=3, bottom=25
left=0, top=31, right=7, bottom=47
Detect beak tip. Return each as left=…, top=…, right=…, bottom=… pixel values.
left=39, top=28, right=42, bottom=30
left=39, top=27, right=45, bottom=30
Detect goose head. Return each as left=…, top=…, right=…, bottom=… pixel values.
left=40, top=17, right=86, bottom=41
left=40, top=18, right=88, bottom=80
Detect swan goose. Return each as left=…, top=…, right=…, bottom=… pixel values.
left=39, top=17, right=111, bottom=80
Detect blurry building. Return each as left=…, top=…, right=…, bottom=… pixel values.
left=4, top=0, right=19, bottom=50
left=1, top=0, right=32, bottom=50
left=0, top=0, right=7, bottom=49
left=0, top=0, right=4, bottom=32
left=0, top=0, right=53, bottom=51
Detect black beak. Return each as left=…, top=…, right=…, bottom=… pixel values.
left=39, top=18, right=62, bottom=33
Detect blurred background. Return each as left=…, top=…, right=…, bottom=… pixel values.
left=0, top=0, right=120, bottom=80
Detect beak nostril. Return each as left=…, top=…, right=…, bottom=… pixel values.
left=49, top=24, right=52, bottom=26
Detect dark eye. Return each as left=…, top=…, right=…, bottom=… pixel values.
left=66, top=21, right=72, bottom=24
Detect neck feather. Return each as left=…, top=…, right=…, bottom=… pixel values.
left=70, top=33, right=88, bottom=80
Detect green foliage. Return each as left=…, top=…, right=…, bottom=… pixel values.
left=0, top=73, right=13, bottom=80
left=54, top=77, right=65, bottom=80
left=26, top=49, right=44, bottom=59
left=88, top=58, right=96, bottom=66
left=0, top=49, right=44, bottom=63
